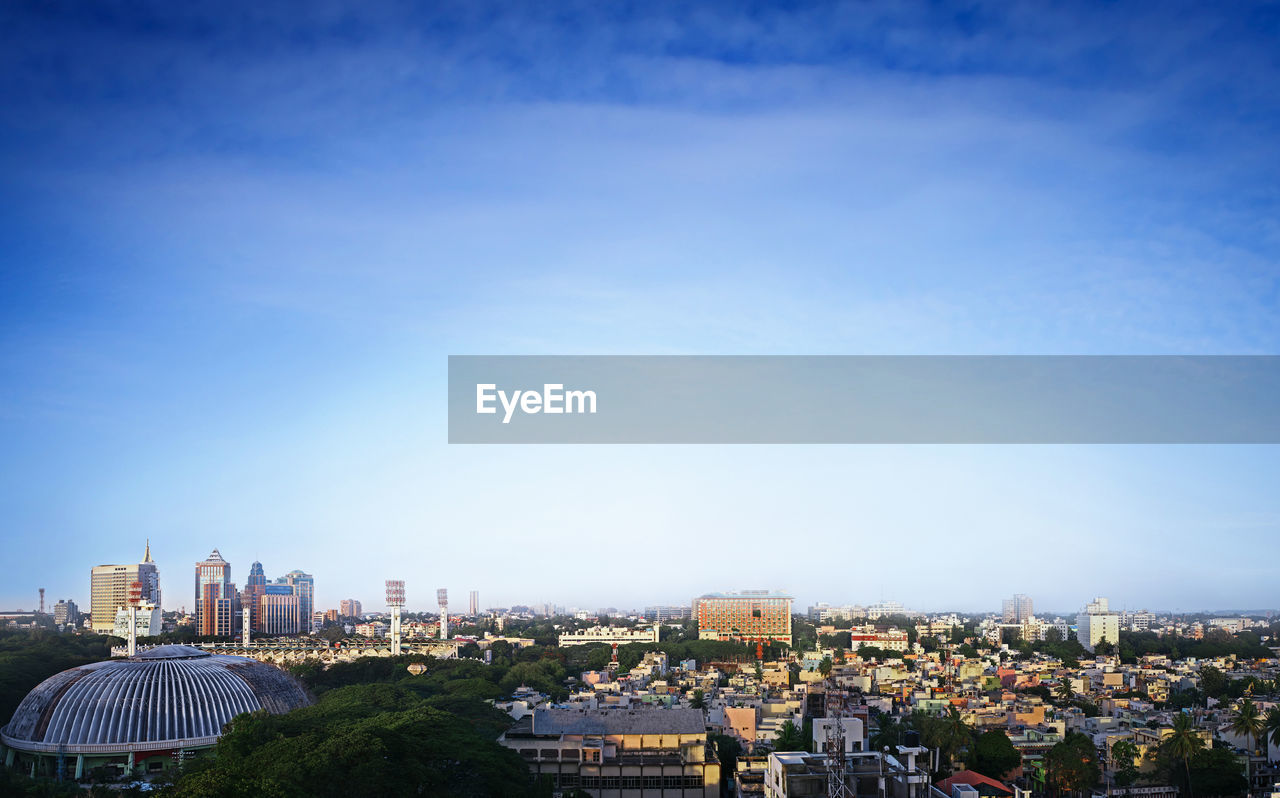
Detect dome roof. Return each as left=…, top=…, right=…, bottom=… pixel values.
left=1, top=646, right=311, bottom=754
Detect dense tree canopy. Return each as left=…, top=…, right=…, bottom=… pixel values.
left=159, top=684, right=533, bottom=797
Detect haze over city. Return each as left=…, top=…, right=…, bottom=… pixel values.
left=2, top=2, right=1278, bottom=614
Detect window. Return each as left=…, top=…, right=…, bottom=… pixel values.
left=601, top=776, right=620, bottom=788
left=644, top=775, right=661, bottom=788
left=664, top=775, right=683, bottom=788
left=621, top=776, right=642, bottom=788
left=581, top=776, right=600, bottom=788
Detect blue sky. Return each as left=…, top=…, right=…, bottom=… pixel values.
left=1, top=1, right=1278, bottom=616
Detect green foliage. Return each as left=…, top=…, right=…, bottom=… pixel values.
left=1122, top=631, right=1270, bottom=663
left=1112, top=740, right=1140, bottom=788
left=774, top=719, right=806, bottom=752
left=709, top=733, right=742, bottom=780
left=1045, top=731, right=1100, bottom=796
left=159, top=684, right=533, bottom=798
left=0, top=630, right=115, bottom=722
left=966, top=729, right=1020, bottom=779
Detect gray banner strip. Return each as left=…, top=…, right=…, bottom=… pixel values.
left=447, top=356, right=1280, bottom=443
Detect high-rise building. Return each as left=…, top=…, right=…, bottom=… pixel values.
left=340, top=599, right=363, bottom=619
left=469, top=590, right=479, bottom=616
left=283, top=570, right=314, bottom=633
left=259, top=591, right=301, bottom=635
left=53, top=599, right=80, bottom=628
left=1002, top=593, right=1034, bottom=623
left=323, top=608, right=340, bottom=623
left=693, top=590, right=793, bottom=646
left=89, top=542, right=161, bottom=633
left=195, top=549, right=233, bottom=637
left=243, top=561, right=267, bottom=632
left=1076, top=596, right=1120, bottom=652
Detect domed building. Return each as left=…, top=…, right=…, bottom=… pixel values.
left=1, top=645, right=311, bottom=780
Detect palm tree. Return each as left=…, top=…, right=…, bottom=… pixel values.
left=819, top=657, right=833, bottom=678
left=1164, top=712, right=1205, bottom=798
left=1266, top=707, right=1280, bottom=760
left=1055, top=678, right=1075, bottom=705
left=1230, top=698, right=1266, bottom=756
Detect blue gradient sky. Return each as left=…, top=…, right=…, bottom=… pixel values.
left=1, top=2, right=1278, bottom=616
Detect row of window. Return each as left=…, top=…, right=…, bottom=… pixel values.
left=554, top=774, right=704, bottom=789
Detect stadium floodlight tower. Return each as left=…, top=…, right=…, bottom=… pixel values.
left=126, top=581, right=142, bottom=657
left=437, top=588, right=448, bottom=639
left=386, top=580, right=406, bottom=656
left=242, top=607, right=251, bottom=647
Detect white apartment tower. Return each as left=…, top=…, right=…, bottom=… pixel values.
left=1077, top=596, right=1120, bottom=652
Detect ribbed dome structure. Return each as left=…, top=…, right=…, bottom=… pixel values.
left=1, top=645, right=311, bottom=754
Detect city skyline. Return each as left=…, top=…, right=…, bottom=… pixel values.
left=2, top=3, right=1278, bottom=612
left=7, top=537, right=1276, bottom=619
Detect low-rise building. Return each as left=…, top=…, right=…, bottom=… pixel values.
left=499, top=707, right=720, bottom=796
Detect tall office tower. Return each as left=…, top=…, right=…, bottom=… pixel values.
left=1076, top=596, right=1120, bottom=652
left=340, top=599, right=363, bottom=619
left=89, top=542, right=162, bottom=633
left=259, top=590, right=302, bottom=635
left=53, top=599, right=80, bottom=627
left=1002, top=593, right=1034, bottom=623
left=195, top=549, right=233, bottom=637
left=469, top=590, right=479, bottom=616
left=693, top=590, right=793, bottom=646
left=243, top=561, right=267, bottom=631
left=283, top=570, right=314, bottom=633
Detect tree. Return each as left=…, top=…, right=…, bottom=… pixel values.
left=871, top=715, right=902, bottom=751
left=162, top=684, right=534, bottom=797
left=774, top=720, right=806, bottom=752
left=967, top=730, right=1020, bottom=779
left=710, top=734, right=742, bottom=780
left=1112, top=740, right=1140, bottom=788
left=1045, top=731, right=1100, bottom=797
left=819, top=657, right=833, bottom=678
left=1199, top=665, right=1226, bottom=699
left=1229, top=698, right=1265, bottom=756
left=1055, top=678, right=1075, bottom=705
left=1266, top=706, right=1280, bottom=753
left=1094, top=637, right=1115, bottom=656
left=1163, top=712, right=1206, bottom=798
left=690, top=689, right=706, bottom=710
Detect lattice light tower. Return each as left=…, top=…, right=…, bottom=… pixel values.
left=126, top=580, right=142, bottom=657
left=437, top=589, right=449, bottom=639
left=386, top=580, right=406, bottom=656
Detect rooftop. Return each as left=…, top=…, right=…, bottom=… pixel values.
left=524, top=707, right=707, bottom=736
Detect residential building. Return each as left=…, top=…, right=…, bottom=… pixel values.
left=695, top=591, right=793, bottom=646
left=866, top=601, right=905, bottom=620
left=559, top=626, right=661, bottom=646
left=1002, top=594, right=1034, bottom=624
left=498, top=708, right=720, bottom=796
left=469, top=590, right=479, bottom=616
left=88, top=542, right=161, bottom=633
left=53, top=599, right=79, bottom=628
left=340, top=598, right=363, bottom=619
left=1077, top=597, right=1120, bottom=652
